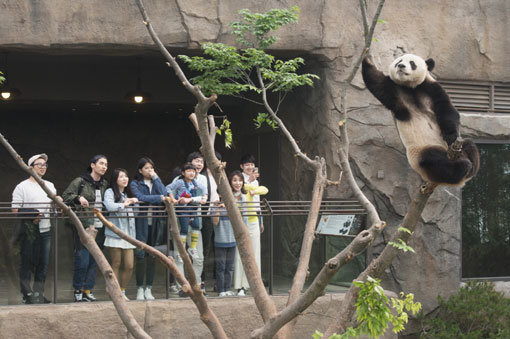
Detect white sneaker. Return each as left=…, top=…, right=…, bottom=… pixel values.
left=175, top=253, right=183, bottom=263
left=218, top=292, right=227, bottom=297
left=169, top=284, right=179, bottom=294
left=136, top=287, right=145, bottom=301
left=122, top=290, right=129, bottom=301
left=144, top=287, right=155, bottom=300
left=226, top=291, right=235, bottom=296
left=237, top=288, right=246, bottom=297
left=187, top=247, right=199, bottom=260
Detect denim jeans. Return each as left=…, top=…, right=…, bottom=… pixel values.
left=19, top=226, right=51, bottom=296
left=178, top=205, right=200, bottom=235
left=215, top=246, right=235, bottom=293
left=72, top=227, right=104, bottom=290
left=135, top=224, right=155, bottom=287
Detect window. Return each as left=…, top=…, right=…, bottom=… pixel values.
left=462, top=142, right=510, bottom=278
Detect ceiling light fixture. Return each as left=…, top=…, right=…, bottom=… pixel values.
left=0, top=53, right=21, bottom=101
left=126, top=57, right=150, bottom=104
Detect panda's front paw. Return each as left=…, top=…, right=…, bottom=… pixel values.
left=447, top=138, right=463, bottom=160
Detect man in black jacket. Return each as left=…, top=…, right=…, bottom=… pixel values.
left=62, top=155, right=108, bottom=302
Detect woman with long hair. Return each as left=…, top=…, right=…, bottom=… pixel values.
left=103, top=168, right=138, bottom=300
left=231, top=170, right=268, bottom=296
left=129, top=157, right=167, bottom=301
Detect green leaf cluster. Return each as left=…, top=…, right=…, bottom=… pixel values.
left=178, top=6, right=319, bottom=102
left=230, top=6, right=300, bottom=49
left=216, top=117, right=233, bottom=148
left=421, top=280, right=510, bottom=338
left=254, top=112, right=278, bottom=130
left=314, top=276, right=421, bottom=338
left=389, top=238, right=415, bottom=253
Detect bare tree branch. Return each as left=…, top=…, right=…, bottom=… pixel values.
left=256, top=67, right=318, bottom=169
left=0, top=132, right=150, bottom=339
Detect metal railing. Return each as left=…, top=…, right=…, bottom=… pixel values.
left=0, top=199, right=366, bottom=302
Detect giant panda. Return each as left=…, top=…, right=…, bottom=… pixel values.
left=361, top=53, right=479, bottom=186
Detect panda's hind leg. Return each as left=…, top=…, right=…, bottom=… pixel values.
left=418, top=146, right=472, bottom=185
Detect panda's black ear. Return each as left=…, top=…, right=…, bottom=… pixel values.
left=426, top=58, right=435, bottom=71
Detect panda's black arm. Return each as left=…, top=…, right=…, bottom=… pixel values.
left=361, top=57, right=400, bottom=111
left=426, top=82, right=460, bottom=145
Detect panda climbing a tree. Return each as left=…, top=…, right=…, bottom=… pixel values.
left=361, top=53, right=480, bottom=187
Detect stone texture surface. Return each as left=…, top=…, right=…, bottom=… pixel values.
left=0, top=295, right=396, bottom=339
left=0, top=0, right=508, bottom=334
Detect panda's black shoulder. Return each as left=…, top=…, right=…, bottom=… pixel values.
left=417, top=79, right=449, bottom=100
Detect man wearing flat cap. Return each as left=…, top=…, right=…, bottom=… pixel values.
left=11, top=153, right=59, bottom=304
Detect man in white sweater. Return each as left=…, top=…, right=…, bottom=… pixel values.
left=11, top=153, right=60, bottom=304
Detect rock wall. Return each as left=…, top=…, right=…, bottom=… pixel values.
left=0, top=0, right=508, bottom=320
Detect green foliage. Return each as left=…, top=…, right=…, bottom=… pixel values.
left=314, top=277, right=421, bottom=338
left=230, top=6, right=299, bottom=49
left=254, top=112, right=278, bottom=130
left=178, top=6, right=319, bottom=130
left=215, top=117, right=233, bottom=148
left=389, top=238, right=415, bottom=253
left=421, top=280, right=510, bottom=338
left=0, top=71, right=4, bottom=84
left=398, top=226, right=412, bottom=234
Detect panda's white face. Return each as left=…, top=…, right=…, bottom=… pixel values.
left=389, top=54, right=429, bottom=88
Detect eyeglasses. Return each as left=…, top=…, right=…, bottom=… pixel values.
left=33, top=163, right=48, bottom=168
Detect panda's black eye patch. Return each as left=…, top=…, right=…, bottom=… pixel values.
left=410, top=61, right=417, bottom=70
left=395, top=59, right=403, bottom=68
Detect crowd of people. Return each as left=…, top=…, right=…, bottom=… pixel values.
left=10, top=152, right=267, bottom=304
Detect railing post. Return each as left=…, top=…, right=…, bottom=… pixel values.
left=52, top=205, right=58, bottom=304
left=263, top=199, right=274, bottom=295
left=165, top=212, right=170, bottom=300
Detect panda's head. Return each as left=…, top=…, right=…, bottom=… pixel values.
left=388, top=54, right=435, bottom=88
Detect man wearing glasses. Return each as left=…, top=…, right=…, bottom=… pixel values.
left=11, top=153, right=60, bottom=304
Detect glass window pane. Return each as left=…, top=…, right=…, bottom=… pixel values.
left=462, top=143, right=510, bottom=278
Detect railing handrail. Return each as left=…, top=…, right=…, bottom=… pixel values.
left=0, top=200, right=366, bottom=219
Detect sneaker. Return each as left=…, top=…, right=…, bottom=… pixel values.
left=144, top=287, right=155, bottom=301
left=175, top=253, right=183, bottom=263
left=136, top=287, right=145, bottom=301
left=226, top=291, right=235, bottom=296
left=169, top=284, right=179, bottom=294
left=121, top=290, right=130, bottom=301
left=22, top=293, right=35, bottom=304
left=178, top=290, right=189, bottom=298
left=187, top=247, right=199, bottom=260
left=218, top=292, right=227, bottom=297
left=237, top=288, right=246, bottom=297
left=82, top=291, right=97, bottom=302
left=73, top=290, right=83, bottom=302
